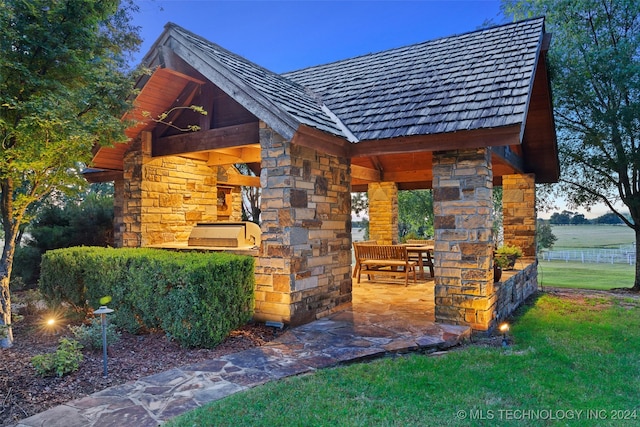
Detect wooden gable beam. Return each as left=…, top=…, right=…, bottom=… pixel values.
left=152, top=122, right=259, bottom=157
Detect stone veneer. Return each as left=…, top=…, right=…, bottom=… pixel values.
left=495, top=259, right=537, bottom=322
left=503, top=173, right=536, bottom=256
left=368, top=182, right=399, bottom=244
left=114, top=132, right=242, bottom=248
left=432, top=148, right=496, bottom=331
left=255, top=123, right=352, bottom=325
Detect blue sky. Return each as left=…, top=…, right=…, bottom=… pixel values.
left=132, top=0, right=504, bottom=72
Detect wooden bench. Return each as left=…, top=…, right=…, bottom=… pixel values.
left=354, top=243, right=417, bottom=286
left=352, top=240, right=377, bottom=278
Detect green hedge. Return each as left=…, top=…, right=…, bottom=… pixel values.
left=39, top=247, right=255, bottom=348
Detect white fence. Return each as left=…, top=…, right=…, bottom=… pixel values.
left=541, top=244, right=636, bottom=265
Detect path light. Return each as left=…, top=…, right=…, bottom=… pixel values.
left=499, top=322, right=510, bottom=348
left=94, top=305, right=114, bottom=378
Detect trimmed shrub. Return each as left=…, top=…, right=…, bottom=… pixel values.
left=39, top=247, right=255, bottom=348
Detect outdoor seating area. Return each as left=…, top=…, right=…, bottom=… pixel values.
left=352, top=240, right=435, bottom=286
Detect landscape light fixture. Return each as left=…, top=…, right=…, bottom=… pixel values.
left=94, top=305, right=114, bottom=378
left=499, top=322, right=510, bottom=347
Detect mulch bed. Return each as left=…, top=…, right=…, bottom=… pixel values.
left=0, top=298, right=280, bottom=426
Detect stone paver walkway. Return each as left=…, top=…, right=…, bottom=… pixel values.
left=15, top=279, right=470, bottom=426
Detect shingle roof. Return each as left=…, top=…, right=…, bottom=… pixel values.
left=159, top=18, right=545, bottom=144
left=283, top=17, right=545, bottom=142
left=167, top=25, right=349, bottom=140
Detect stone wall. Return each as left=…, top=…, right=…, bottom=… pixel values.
left=432, top=148, right=496, bottom=331
left=368, top=182, right=398, bottom=244
left=255, top=123, right=352, bottom=325
left=495, top=259, right=538, bottom=322
left=114, top=131, right=243, bottom=248
left=503, top=174, right=536, bottom=256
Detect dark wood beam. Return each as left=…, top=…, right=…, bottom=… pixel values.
left=491, top=146, right=524, bottom=173
left=291, top=124, right=350, bottom=158
left=349, top=125, right=521, bottom=158
left=153, top=122, right=259, bottom=157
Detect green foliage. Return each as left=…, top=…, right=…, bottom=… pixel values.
left=39, top=247, right=255, bottom=348
left=0, top=0, right=141, bottom=347
left=31, top=338, right=83, bottom=377
left=495, top=244, right=523, bottom=269
left=398, top=190, right=434, bottom=239
left=68, top=317, right=121, bottom=351
left=14, top=192, right=114, bottom=286
left=536, top=219, right=557, bottom=252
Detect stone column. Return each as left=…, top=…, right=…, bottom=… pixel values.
left=432, top=148, right=495, bottom=331
left=120, top=136, right=147, bottom=248
left=503, top=173, right=536, bottom=256
left=368, top=182, right=398, bottom=244
left=255, top=123, right=352, bottom=326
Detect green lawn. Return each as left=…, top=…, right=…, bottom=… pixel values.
left=539, top=261, right=635, bottom=290
left=166, top=294, right=640, bottom=427
left=550, top=225, right=635, bottom=249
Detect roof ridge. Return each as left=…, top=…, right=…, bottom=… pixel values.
left=283, top=16, right=545, bottom=76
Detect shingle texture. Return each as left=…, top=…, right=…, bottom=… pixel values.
left=167, top=18, right=544, bottom=143
left=170, top=26, right=346, bottom=138
left=284, top=18, right=545, bottom=141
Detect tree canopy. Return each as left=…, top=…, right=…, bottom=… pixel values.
left=504, top=0, right=640, bottom=290
left=0, top=0, right=141, bottom=347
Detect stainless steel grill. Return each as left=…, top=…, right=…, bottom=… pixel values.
left=187, top=222, right=261, bottom=249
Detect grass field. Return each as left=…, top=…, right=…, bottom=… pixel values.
left=166, top=294, right=640, bottom=427
left=539, top=261, right=635, bottom=290
left=550, top=224, right=635, bottom=249
left=542, top=225, right=636, bottom=290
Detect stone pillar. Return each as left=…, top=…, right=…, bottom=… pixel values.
left=120, top=136, right=147, bottom=248
left=368, top=182, right=398, bottom=244
left=255, top=123, right=352, bottom=325
left=432, top=148, right=495, bottom=331
left=503, top=173, right=536, bottom=256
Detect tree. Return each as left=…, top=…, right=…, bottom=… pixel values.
left=594, top=212, right=625, bottom=224
left=536, top=219, right=557, bottom=252
left=14, top=186, right=114, bottom=286
left=0, top=0, right=140, bottom=347
left=504, top=0, right=640, bottom=290
left=235, top=164, right=261, bottom=224
left=398, top=190, right=434, bottom=239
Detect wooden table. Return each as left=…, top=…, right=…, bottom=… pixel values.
left=404, top=245, right=434, bottom=279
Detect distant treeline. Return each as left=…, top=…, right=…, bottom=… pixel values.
left=546, top=210, right=626, bottom=225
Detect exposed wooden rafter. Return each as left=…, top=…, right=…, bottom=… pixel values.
left=152, top=122, right=259, bottom=157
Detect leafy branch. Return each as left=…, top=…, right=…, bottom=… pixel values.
left=141, top=105, right=207, bottom=132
